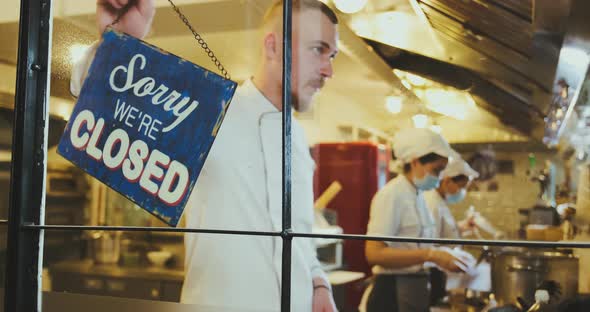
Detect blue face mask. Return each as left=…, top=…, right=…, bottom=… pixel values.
left=413, top=174, right=440, bottom=191
left=446, top=189, right=467, bottom=204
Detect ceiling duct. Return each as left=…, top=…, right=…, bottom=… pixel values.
left=544, top=0, right=590, bottom=146
left=350, top=0, right=577, bottom=140
left=365, top=39, right=543, bottom=136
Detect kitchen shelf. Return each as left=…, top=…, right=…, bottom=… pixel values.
left=49, top=260, right=184, bottom=302
left=49, top=259, right=184, bottom=282
left=149, top=231, right=184, bottom=239
left=46, top=192, right=86, bottom=200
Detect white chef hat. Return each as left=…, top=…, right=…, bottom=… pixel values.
left=442, top=154, right=479, bottom=180
left=393, top=128, right=453, bottom=163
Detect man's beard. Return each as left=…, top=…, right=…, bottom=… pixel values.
left=292, top=92, right=301, bottom=111
left=291, top=90, right=314, bottom=113
left=290, top=79, right=322, bottom=112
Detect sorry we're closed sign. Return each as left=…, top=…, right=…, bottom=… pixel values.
left=58, top=29, right=237, bottom=226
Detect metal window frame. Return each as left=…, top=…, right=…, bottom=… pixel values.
left=280, top=1, right=294, bottom=310
left=5, top=0, right=590, bottom=311
left=5, top=0, right=52, bottom=311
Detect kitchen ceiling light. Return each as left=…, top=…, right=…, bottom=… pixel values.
left=413, top=89, right=425, bottom=99
left=430, top=125, right=442, bottom=133
left=400, top=79, right=413, bottom=90
left=422, top=88, right=473, bottom=120
left=412, top=114, right=429, bottom=128
left=333, top=0, right=368, bottom=14
left=385, top=96, right=403, bottom=114
left=405, top=72, right=428, bottom=87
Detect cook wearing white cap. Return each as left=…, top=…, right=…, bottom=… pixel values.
left=423, top=154, right=479, bottom=305
left=424, top=155, right=480, bottom=239
left=360, top=128, right=469, bottom=312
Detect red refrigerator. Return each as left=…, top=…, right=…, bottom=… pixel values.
left=312, top=142, right=391, bottom=309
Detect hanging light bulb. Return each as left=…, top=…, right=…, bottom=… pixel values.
left=430, top=125, right=442, bottom=133
left=405, top=72, right=428, bottom=87
left=385, top=96, right=403, bottom=114
left=412, top=114, right=429, bottom=128
left=333, top=0, right=368, bottom=14
left=400, top=79, right=413, bottom=90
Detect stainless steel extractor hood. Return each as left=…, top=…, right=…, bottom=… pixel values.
left=543, top=0, right=590, bottom=146
left=350, top=0, right=578, bottom=141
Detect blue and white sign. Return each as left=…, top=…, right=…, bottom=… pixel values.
left=58, top=29, right=237, bottom=226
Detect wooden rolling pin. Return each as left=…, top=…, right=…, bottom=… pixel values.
left=314, top=181, right=342, bottom=210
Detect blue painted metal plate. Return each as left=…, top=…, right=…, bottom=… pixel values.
left=58, top=29, right=237, bottom=227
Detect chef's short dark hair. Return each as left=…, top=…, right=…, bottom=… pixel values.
left=403, top=153, right=447, bottom=173
left=264, top=0, right=339, bottom=25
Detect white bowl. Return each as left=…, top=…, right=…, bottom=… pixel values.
left=147, top=251, right=172, bottom=267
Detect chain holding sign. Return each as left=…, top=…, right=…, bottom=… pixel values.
left=58, top=4, right=237, bottom=226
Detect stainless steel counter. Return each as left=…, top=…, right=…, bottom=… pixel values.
left=41, top=291, right=272, bottom=312
left=49, top=260, right=185, bottom=302
left=49, top=259, right=184, bottom=281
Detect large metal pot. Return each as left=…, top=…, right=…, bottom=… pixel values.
left=490, top=248, right=578, bottom=306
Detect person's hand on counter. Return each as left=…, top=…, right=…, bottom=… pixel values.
left=312, top=277, right=338, bottom=312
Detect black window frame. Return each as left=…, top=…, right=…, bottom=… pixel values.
left=5, top=0, right=590, bottom=311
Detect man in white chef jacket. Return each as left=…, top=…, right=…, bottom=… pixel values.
left=72, top=0, right=340, bottom=311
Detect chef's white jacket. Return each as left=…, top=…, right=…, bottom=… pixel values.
left=71, top=44, right=327, bottom=311
left=365, top=175, right=436, bottom=275
left=359, top=175, right=438, bottom=312
left=424, top=190, right=461, bottom=239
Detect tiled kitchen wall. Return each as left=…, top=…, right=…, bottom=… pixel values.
left=450, top=151, right=563, bottom=239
